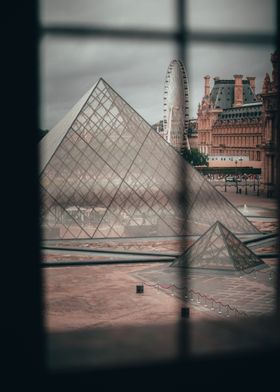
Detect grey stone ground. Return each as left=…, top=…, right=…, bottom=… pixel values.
left=132, top=191, right=278, bottom=319
left=44, top=191, right=278, bottom=327
left=133, top=263, right=276, bottom=318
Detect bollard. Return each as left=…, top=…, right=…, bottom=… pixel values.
left=226, top=306, right=230, bottom=317
left=181, top=307, right=190, bottom=319
left=136, top=284, right=144, bottom=294
left=171, top=286, right=174, bottom=296
left=156, top=283, right=160, bottom=294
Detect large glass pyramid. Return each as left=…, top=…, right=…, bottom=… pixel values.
left=171, top=221, right=264, bottom=271
left=39, top=78, right=259, bottom=240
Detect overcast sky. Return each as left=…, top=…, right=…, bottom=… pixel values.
left=40, top=0, right=276, bottom=130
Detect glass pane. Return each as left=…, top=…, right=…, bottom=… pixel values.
left=187, top=0, right=276, bottom=34
left=40, top=38, right=175, bottom=130
left=40, top=0, right=175, bottom=30
left=188, top=43, right=276, bottom=119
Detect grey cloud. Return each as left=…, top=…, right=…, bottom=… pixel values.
left=40, top=0, right=276, bottom=129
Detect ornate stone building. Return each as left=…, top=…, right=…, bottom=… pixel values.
left=197, top=74, right=260, bottom=157
left=261, top=51, right=279, bottom=197
left=197, top=51, right=279, bottom=196
left=212, top=103, right=263, bottom=161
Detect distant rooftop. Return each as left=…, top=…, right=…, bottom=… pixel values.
left=217, top=103, right=262, bottom=121
left=210, top=79, right=257, bottom=110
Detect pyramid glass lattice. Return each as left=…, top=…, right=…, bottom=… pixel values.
left=171, top=221, right=264, bottom=271
left=40, top=79, right=259, bottom=240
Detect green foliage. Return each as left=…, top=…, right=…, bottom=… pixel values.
left=181, top=148, right=209, bottom=167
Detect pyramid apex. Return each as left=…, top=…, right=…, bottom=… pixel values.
left=97, top=77, right=110, bottom=86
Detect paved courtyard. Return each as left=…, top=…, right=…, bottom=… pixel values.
left=133, top=263, right=276, bottom=318
left=44, top=263, right=215, bottom=333
left=43, top=192, right=278, bottom=331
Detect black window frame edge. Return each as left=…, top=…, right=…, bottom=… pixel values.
left=2, top=0, right=280, bottom=390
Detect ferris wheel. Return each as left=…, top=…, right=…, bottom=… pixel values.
left=163, top=59, right=190, bottom=150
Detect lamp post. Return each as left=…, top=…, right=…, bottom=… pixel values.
left=235, top=160, right=238, bottom=193
left=245, top=174, right=248, bottom=195
left=239, top=157, right=243, bottom=169
left=239, top=157, right=243, bottom=189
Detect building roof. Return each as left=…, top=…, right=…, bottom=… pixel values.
left=210, top=79, right=257, bottom=110
left=217, top=103, right=262, bottom=121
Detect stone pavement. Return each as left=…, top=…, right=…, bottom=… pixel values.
left=221, top=188, right=277, bottom=211
left=134, top=263, right=276, bottom=318
left=44, top=188, right=278, bottom=329
left=44, top=262, right=217, bottom=332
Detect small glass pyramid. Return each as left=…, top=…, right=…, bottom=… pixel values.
left=171, top=221, right=265, bottom=271
left=39, top=79, right=259, bottom=240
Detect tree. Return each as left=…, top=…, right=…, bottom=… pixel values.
left=181, top=148, right=209, bottom=167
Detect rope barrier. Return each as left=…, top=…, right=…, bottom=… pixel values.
left=139, top=281, right=248, bottom=319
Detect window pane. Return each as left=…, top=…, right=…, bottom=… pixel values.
left=40, top=0, right=175, bottom=30
left=40, top=38, right=175, bottom=130
left=187, top=0, right=276, bottom=34
left=188, top=43, right=275, bottom=118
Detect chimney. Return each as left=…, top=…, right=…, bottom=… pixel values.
left=204, top=75, right=211, bottom=96
left=233, top=74, right=243, bottom=107
left=247, top=76, right=256, bottom=93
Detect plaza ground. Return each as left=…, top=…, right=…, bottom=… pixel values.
left=43, top=190, right=278, bottom=333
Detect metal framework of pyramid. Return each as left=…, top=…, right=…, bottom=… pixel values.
left=39, top=78, right=259, bottom=240
left=171, top=221, right=264, bottom=271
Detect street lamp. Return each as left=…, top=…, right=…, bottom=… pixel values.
left=245, top=174, right=248, bottom=195
left=235, top=160, right=238, bottom=193
left=239, top=157, right=243, bottom=168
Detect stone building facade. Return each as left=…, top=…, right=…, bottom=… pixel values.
left=261, top=51, right=279, bottom=197
left=197, top=75, right=260, bottom=157
left=197, top=51, right=279, bottom=196
left=211, top=103, right=263, bottom=161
